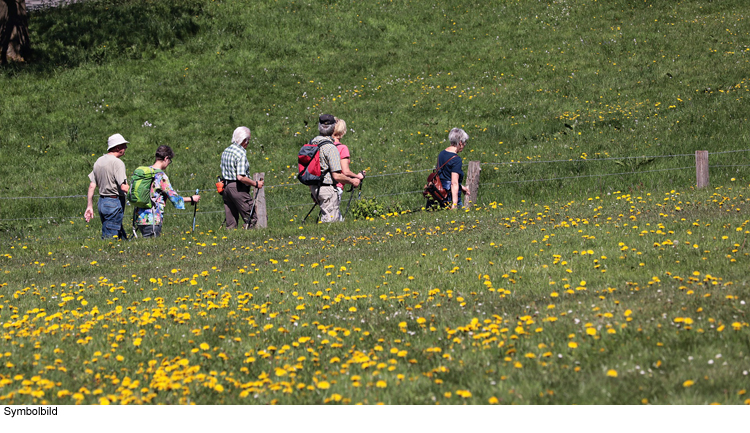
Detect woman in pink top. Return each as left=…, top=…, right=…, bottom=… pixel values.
left=333, top=118, right=364, bottom=219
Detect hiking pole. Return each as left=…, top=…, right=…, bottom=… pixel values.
left=191, top=189, right=199, bottom=232
left=303, top=183, right=322, bottom=223
left=343, top=171, right=365, bottom=220
left=243, top=182, right=262, bottom=229
left=302, top=202, right=318, bottom=223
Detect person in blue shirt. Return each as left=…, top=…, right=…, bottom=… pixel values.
left=435, top=128, right=471, bottom=209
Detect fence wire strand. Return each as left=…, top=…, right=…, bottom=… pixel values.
left=2, top=146, right=748, bottom=222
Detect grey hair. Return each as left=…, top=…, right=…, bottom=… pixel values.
left=319, top=123, right=335, bottom=137
left=449, top=127, right=469, bottom=146
left=232, top=126, right=251, bottom=145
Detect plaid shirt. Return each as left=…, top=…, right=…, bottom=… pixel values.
left=220, top=143, right=250, bottom=180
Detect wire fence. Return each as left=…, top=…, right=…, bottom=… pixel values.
left=1, top=149, right=747, bottom=224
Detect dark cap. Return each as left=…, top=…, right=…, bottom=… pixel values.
left=319, top=114, right=336, bottom=126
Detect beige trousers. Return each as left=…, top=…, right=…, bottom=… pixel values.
left=309, top=185, right=341, bottom=223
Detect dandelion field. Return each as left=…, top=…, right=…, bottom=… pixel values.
left=1, top=0, right=749, bottom=405
left=1, top=185, right=748, bottom=405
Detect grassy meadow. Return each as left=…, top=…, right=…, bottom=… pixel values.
left=0, top=0, right=749, bottom=404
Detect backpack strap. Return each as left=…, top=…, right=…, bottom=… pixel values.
left=316, top=138, right=336, bottom=185
left=436, top=154, right=457, bottom=172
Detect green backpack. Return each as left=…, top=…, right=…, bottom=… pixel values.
left=127, top=166, right=163, bottom=209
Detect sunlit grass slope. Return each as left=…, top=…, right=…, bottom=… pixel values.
left=1, top=0, right=749, bottom=234
left=0, top=0, right=749, bottom=405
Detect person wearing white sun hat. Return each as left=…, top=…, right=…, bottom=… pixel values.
left=84, top=133, right=130, bottom=239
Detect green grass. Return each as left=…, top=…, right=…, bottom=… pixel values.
left=1, top=0, right=749, bottom=234
left=0, top=0, right=749, bottom=404
left=0, top=184, right=748, bottom=404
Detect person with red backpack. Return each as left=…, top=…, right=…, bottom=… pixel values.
left=298, top=114, right=360, bottom=223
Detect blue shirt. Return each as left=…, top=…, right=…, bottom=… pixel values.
left=437, top=150, right=463, bottom=187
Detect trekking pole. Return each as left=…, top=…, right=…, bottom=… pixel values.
left=343, top=171, right=365, bottom=220
left=302, top=202, right=318, bottom=223
left=191, top=189, right=199, bottom=232
left=243, top=183, right=262, bottom=229
left=303, top=183, right=322, bottom=223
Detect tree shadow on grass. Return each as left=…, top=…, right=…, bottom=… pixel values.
left=6, top=0, right=204, bottom=75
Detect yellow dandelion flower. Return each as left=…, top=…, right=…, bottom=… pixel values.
left=586, top=328, right=597, bottom=336
left=200, top=342, right=210, bottom=350
left=317, top=381, right=330, bottom=389
left=607, top=369, right=618, bottom=377
left=683, top=380, right=695, bottom=387
left=215, top=384, right=224, bottom=393
left=488, top=396, right=499, bottom=404
left=376, top=380, right=387, bottom=388
left=568, top=342, right=578, bottom=349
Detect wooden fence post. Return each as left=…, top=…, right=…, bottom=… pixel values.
left=695, top=151, right=709, bottom=189
left=464, top=161, right=481, bottom=208
left=253, top=172, right=267, bottom=228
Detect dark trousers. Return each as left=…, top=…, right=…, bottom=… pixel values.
left=223, top=181, right=257, bottom=229
left=137, top=224, right=162, bottom=238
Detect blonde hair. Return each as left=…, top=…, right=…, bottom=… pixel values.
left=333, top=118, right=347, bottom=138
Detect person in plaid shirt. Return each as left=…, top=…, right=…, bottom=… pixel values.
left=220, top=126, right=264, bottom=229
left=134, top=145, right=200, bottom=237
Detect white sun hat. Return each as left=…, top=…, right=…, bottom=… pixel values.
left=107, top=133, right=129, bottom=151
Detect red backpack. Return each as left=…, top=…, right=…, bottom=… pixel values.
left=297, top=139, right=333, bottom=185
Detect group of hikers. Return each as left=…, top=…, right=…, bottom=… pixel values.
left=84, top=114, right=470, bottom=239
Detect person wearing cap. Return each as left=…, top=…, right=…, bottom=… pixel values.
left=309, top=114, right=360, bottom=223
left=220, top=126, right=264, bottom=229
left=84, top=133, right=130, bottom=239
left=133, top=145, right=201, bottom=238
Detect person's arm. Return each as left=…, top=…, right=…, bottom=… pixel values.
left=182, top=195, right=200, bottom=203
left=340, top=158, right=364, bottom=180
left=332, top=171, right=360, bottom=187
left=116, top=162, right=129, bottom=194
left=237, top=175, right=263, bottom=189
left=451, top=172, right=460, bottom=208
left=84, top=181, right=96, bottom=222
left=158, top=174, right=191, bottom=210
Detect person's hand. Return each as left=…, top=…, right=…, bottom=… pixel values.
left=84, top=207, right=94, bottom=222
left=462, top=186, right=470, bottom=196
left=351, top=178, right=361, bottom=188
left=193, top=195, right=201, bottom=203
left=357, top=171, right=365, bottom=180
left=256, top=179, right=264, bottom=189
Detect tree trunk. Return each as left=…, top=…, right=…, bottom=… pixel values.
left=1, top=0, right=30, bottom=64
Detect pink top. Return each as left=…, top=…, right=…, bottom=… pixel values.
left=334, top=141, right=350, bottom=190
